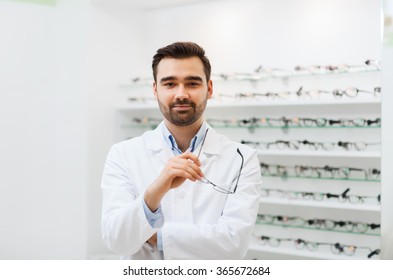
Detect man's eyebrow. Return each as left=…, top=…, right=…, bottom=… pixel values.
left=184, top=76, right=203, bottom=82
left=159, top=76, right=177, bottom=83
left=159, top=76, right=204, bottom=83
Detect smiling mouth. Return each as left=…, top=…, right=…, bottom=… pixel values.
left=174, top=105, right=191, bottom=108
left=172, top=104, right=192, bottom=110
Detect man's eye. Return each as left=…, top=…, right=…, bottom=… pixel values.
left=188, top=83, right=199, bottom=87
left=164, top=83, right=175, bottom=87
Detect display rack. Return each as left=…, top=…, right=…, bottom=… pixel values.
left=115, top=64, right=382, bottom=260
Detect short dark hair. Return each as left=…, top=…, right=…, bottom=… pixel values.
left=152, top=42, right=211, bottom=83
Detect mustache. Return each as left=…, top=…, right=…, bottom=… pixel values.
left=170, top=99, right=195, bottom=108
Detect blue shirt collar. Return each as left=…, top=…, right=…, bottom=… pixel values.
left=161, top=122, right=207, bottom=155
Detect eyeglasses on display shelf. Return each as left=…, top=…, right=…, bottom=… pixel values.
left=256, top=214, right=304, bottom=227
left=295, top=117, right=381, bottom=128
left=128, top=59, right=380, bottom=86
left=331, top=87, right=381, bottom=98
left=256, top=214, right=380, bottom=235
left=259, top=163, right=380, bottom=181
left=327, top=118, right=381, bottom=127
left=132, top=117, right=162, bottom=129
left=260, top=187, right=381, bottom=205
left=336, top=141, right=380, bottom=151
left=254, top=235, right=380, bottom=259
left=213, top=86, right=381, bottom=102
left=211, top=60, right=380, bottom=81
left=241, top=139, right=381, bottom=152
left=241, top=140, right=301, bottom=150
left=129, top=76, right=153, bottom=84
left=215, top=91, right=291, bottom=101
left=196, top=129, right=244, bottom=194
left=306, top=219, right=380, bottom=234
left=295, top=165, right=380, bottom=180
left=127, top=96, right=156, bottom=103
left=206, top=117, right=381, bottom=129
left=295, top=87, right=331, bottom=99
left=297, top=86, right=381, bottom=99
left=292, top=59, right=380, bottom=74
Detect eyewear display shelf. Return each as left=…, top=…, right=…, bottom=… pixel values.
left=116, top=66, right=381, bottom=260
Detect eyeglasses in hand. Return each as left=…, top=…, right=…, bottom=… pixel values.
left=196, top=128, right=244, bottom=194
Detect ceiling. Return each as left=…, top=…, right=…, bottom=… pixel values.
left=90, top=0, right=227, bottom=10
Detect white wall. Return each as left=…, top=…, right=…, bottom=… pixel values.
left=0, top=0, right=148, bottom=260
left=0, top=0, right=88, bottom=259
left=86, top=1, right=146, bottom=258
left=143, top=0, right=381, bottom=73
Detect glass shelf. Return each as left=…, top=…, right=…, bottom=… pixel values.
left=247, top=241, right=379, bottom=260
left=212, top=68, right=381, bottom=82
left=261, top=174, right=380, bottom=182
left=259, top=197, right=381, bottom=212
left=255, top=221, right=380, bottom=236
left=122, top=68, right=381, bottom=87
left=257, top=150, right=380, bottom=159
left=210, top=125, right=381, bottom=129
left=207, top=98, right=381, bottom=107
left=116, top=99, right=381, bottom=110
left=121, top=124, right=381, bottom=130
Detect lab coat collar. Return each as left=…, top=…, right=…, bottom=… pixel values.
left=145, top=121, right=220, bottom=157
left=196, top=123, right=220, bottom=156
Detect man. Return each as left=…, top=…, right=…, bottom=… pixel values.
left=101, top=42, right=262, bottom=259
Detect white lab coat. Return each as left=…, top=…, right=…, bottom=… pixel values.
left=101, top=122, right=262, bottom=259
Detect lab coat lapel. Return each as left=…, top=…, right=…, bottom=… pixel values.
left=196, top=125, right=221, bottom=161
left=144, top=122, right=173, bottom=166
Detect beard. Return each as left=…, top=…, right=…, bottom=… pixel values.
left=157, top=95, right=208, bottom=126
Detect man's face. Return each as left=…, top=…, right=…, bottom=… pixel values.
left=153, top=57, right=213, bottom=126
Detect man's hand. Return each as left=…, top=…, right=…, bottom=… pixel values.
left=162, top=152, right=203, bottom=189
left=144, top=152, right=203, bottom=212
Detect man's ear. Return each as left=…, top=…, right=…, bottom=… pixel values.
left=207, top=80, right=213, bottom=99
left=153, top=82, right=158, bottom=98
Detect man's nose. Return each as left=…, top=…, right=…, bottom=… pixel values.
left=174, top=84, right=189, bottom=99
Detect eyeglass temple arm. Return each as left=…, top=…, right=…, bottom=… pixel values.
left=231, top=148, right=244, bottom=194
left=341, top=188, right=350, bottom=198
left=197, top=128, right=209, bottom=158
left=368, top=249, right=380, bottom=258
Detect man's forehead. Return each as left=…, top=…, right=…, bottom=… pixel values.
left=156, top=57, right=205, bottom=77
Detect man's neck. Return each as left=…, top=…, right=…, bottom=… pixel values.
left=164, top=118, right=203, bottom=152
